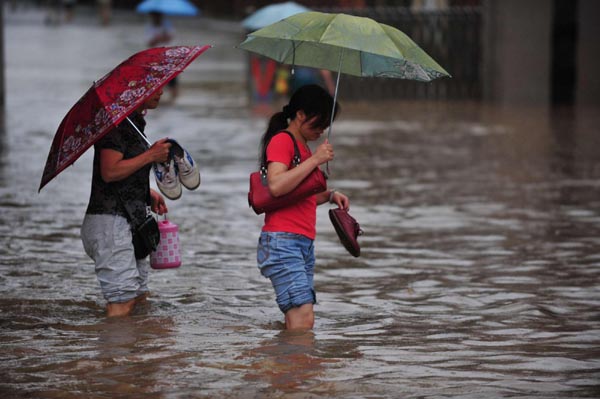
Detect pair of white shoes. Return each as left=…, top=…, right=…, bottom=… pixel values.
left=153, top=139, right=200, bottom=200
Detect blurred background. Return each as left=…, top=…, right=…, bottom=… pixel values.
left=1, top=1, right=599, bottom=398
left=1, top=0, right=599, bottom=106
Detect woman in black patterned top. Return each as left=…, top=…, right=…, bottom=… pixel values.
left=81, top=89, right=172, bottom=317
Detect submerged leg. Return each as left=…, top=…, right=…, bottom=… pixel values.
left=285, top=303, right=314, bottom=330
left=106, top=298, right=136, bottom=317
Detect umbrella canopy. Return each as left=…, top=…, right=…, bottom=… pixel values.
left=136, top=0, right=199, bottom=16
left=242, top=2, right=310, bottom=31
left=238, top=11, right=450, bottom=82
left=39, top=45, right=211, bottom=192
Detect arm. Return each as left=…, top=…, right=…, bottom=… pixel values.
left=319, top=69, right=336, bottom=96
left=267, top=157, right=320, bottom=197
left=317, top=189, right=350, bottom=210
left=150, top=188, right=168, bottom=215
left=100, top=138, right=171, bottom=183
left=267, top=140, right=334, bottom=197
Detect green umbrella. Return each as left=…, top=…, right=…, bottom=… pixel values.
left=238, top=11, right=450, bottom=136
left=239, top=11, right=449, bottom=81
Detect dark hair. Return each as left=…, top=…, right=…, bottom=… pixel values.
left=259, top=84, right=340, bottom=165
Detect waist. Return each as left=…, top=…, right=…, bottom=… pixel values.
left=262, top=198, right=316, bottom=240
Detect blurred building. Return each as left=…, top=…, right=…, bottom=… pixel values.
left=75, top=0, right=598, bottom=106
left=483, top=0, right=599, bottom=106
left=283, top=0, right=598, bottom=107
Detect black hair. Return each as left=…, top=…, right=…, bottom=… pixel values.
left=259, top=84, right=340, bottom=165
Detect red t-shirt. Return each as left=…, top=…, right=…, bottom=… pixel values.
left=262, top=132, right=317, bottom=239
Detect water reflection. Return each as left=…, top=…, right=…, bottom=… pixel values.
left=551, top=106, right=577, bottom=177
left=233, top=329, right=363, bottom=397
left=83, top=316, right=178, bottom=397
left=0, top=107, right=6, bottom=186
left=2, top=7, right=600, bottom=399
left=0, top=298, right=179, bottom=398
left=242, top=331, right=333, bottom=391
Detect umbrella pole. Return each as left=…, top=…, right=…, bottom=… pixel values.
left=327, top=49, right=344, bottom=142
left=126, top=116, right=152, bottom=147
left=325, top=49, right=343, bottom=177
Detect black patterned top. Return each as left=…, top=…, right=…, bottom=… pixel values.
left=85, top=112, right=151, bottom=227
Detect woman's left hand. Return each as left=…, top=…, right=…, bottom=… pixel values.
left=331, top=191, right=350, bottom=210
left=150, top=189, right=168, bottom=215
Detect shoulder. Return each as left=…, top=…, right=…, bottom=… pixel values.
left=266, top=132, right=296, bottom=164
left=267, top=132, right=295, bottom=154
left=97, top=122, right=131, bottom=151
left=269, top=131, right=294, bottom=147
left=97, top=127, right=120, bottom=146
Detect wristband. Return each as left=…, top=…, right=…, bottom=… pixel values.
left=328, top=189, right=337, bottom=204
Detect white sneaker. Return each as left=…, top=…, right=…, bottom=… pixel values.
left=170, top=140, right=200, bottom=190
left=153, top=159, right=182, bottom=200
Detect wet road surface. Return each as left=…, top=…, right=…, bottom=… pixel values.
left=1, top=6, right=599, bottom=399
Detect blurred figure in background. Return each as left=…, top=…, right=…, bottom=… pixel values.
left=45, top=0, right=76, bottom=25
left=250, top=56, right=278, bottom=105
left=97, top=0, right=112, bottom=26
left=62, top=0, right=76, bottom=22
left=146, top=12, right=178, bottom=102
left=44, top=0, right=61, bottom=25
left=289, top=67, right=336, bottom=97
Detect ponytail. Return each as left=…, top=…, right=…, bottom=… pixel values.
left=259, top=111, right=291, bottom=165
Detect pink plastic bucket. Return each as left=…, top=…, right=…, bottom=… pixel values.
left=150, top=217, right=181, bottom=269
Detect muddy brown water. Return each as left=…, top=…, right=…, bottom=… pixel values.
left=1, top=7, right=599, bottom=399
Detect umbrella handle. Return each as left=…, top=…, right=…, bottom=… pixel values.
left=126, top=117, right=171, bottom=170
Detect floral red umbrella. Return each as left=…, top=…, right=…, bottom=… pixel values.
left=38, top=45, right=211, bottom=191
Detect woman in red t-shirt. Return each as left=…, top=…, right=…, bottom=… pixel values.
left=256, top=84, right=350, bottom=330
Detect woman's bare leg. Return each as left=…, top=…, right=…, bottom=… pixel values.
left=106, top=298, right=136, bottom=317
left=285, top=304, right=314, bottom=330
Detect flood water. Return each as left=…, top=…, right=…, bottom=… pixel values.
left=1, top=6, right=599, bottom=399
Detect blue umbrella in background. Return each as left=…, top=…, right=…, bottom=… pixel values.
left=242, top=1, right=310, bottom=31
left=136, top=0, right=199, bottom=16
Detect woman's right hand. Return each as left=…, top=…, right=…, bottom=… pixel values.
left=148, top=138, right=171, bottom=163
left=312, top=140, right=334, bottom=165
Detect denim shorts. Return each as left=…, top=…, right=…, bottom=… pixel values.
left=257, top=232, right=316, bottom=314
left=81, top=214, right=149, bottom=304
